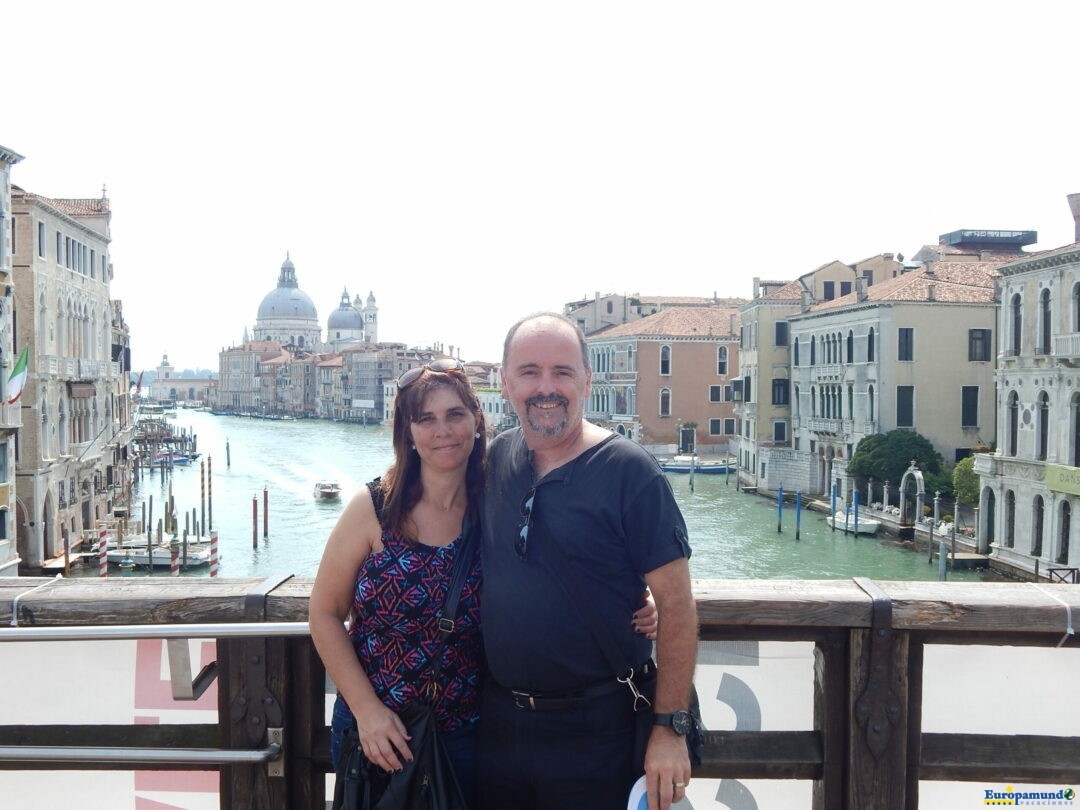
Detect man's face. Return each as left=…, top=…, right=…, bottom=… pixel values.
left=501, top=318, right=591, bottom=442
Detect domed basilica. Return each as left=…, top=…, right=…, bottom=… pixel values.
left=253, top=254, right=377, bottom=350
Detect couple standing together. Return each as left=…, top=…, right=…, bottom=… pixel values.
left=310, top=313, right=698, bottom=810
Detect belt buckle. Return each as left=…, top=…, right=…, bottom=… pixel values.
left=511, top=690, right=537, bottom=710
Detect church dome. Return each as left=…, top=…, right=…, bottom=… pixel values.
left=257, top=255, right=319, bottom=321
left=328, top=289, right=365, bottom=330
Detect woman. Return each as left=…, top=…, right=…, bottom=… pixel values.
left=311, top=357, right=485, bottom=802
left=310, top=358, right=656, bottom=803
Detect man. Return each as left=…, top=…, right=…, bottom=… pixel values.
left=477, top=312, right=698, bottom=810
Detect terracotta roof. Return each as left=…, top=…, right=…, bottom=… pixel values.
left=592, top=307, right=740, bottom=340
left=12, top=186, right=110, bottom=217
left=757, top=279, right=806, bottom=302
left=318, top=355, right=344, bottom=368
left=634, top=295, right=748, bottom=307
left=811, top=262, right=999, bottom=311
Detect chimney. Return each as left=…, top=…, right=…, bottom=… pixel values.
left=1070, top=193, right=1080, bottom=243
left=856, top=276, right=868, bottom=302
left=752, top=276, right=760, bottom=299
left=927, top=283, right=936, bottom=302
left=800, top=290, right=812, bottom=312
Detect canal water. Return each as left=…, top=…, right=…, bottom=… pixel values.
left=119, top=409, right=991, bottom=581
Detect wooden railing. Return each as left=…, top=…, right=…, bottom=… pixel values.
left=0, top=577, right=1078, bottom=809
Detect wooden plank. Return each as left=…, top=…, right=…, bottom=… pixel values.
left=694, top=731, right=821, bottom=779
left=847, top=628, right=910, bottom=810
left=286, top=638, right=325, bottom=809
left=921, top=733, right=1080, bottom=783
left=811, top=633, right=847, bottom=810
left=0, top=724, right=219, bottom=770
left=694, top=579, right=873, bottom=629
left=3, top=577, right=1079, bottom=636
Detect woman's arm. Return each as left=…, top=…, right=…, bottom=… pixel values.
left=309, top=487, right=413, bottom=772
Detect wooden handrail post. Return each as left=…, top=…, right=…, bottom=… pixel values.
left=219, top=576, right=293, bottom=809
left=811, top=631, right=847, bottom=810
left=848, top=626, right=910, bottom=809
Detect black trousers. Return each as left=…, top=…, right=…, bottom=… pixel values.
left=475, top=678, right=655, bottom=810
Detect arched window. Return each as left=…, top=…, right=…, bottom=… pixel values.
left=1038, top=391, right=1050, bottom=461
left=1074, top=282, right=1080, bottom=332
left=1008, top=391, right=1019, bottom=456
left=846, top=330, right=854, bottom=364
left=1058, top=501, right=1071, bottom=565
left=1011, top=293, right=1023, bottom=356
left=659, top=387, right=671, bottom=417
left=627, top=346, right=635, bottom=372
left=810, top=336, right=816, bottom=365
left=847, top=384, right=853, bottom=419
left=1039, top=288, right=1051, bottom=355
left=867, top=327, right=875, bottom=362
left=793, top=338, right=800, bottom=366
left=1032, top=496, right=1044, bottom=557
left=868, top=385, right=875, bottom=421
left=1005, top=490, right=1016, bottom=548
left=793, top=385, right=800, bottom=420
left=660, top=346, right=671, bottom=376
left=810, top=385, right=817, bottom=417
left=606, top=300, right=613, bottom=314
left=717, top=346, right=728, bottom=375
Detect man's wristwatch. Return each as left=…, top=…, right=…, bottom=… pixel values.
left=653, top=710, right=693, bottom=736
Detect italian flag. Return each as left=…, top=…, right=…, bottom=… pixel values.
left=7, top=346, right=28, bottom=404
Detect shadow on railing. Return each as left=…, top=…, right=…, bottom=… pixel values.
left=1, top=576, right=1078, bottom=809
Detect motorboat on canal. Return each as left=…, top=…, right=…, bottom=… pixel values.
left=826, top=510, right=882, bottom=535
left=659, top=454, right=733, bottom=474
left=314, top=481, right=342, bottom=501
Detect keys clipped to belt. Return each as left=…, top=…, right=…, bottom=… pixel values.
left=619, top=667, right=652, bottom=712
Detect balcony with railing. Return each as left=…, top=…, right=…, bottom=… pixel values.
left=1055, top=333, right=1080, bottom=366
left=0, top=402, right=22, bottom=430
left=811, top=364, right=843, bottom=380
left=806, top=417, right=851, bottom=436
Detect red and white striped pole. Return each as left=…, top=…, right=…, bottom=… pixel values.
left=170, top=545, right=180, bottom=577
left=209, top=530, right=219, bottom=578
left=98, top=529, right=108, bottom=578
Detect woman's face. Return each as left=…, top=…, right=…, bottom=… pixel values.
left=409, top=386, right=477, bottom=474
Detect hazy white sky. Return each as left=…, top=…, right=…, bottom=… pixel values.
left=6, top=1, right=1079, bottom=372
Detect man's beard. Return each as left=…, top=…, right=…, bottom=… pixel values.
left=525, top=394, right=570, bottom=437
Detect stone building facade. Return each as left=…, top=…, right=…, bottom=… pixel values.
left=975, top=202, right=1080, bottom=576
left=0, top=145, right=24, bottom=575
left=10, top=185, right=127, bottom=568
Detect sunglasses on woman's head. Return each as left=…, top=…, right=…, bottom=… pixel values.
left=396, top=358, right=466, bottom=390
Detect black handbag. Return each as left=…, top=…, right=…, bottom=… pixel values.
left=334, top=702, right=467, bottom=810
left=332, top=506, right=477, bottom=810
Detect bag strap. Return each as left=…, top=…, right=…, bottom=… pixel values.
left=424, top=510, right=478, bottom=693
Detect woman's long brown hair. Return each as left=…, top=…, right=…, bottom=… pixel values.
left=378, top=369, right=487, bottom=539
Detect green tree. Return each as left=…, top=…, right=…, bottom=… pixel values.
left=848, top=430, right=945, bottom=490
left=952, top=456, right=979, bottom=505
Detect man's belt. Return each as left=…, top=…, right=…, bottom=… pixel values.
left=501, top=659, right=656, bottom=712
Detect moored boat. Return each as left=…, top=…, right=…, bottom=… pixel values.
left=826, top=511, right=882, bottom=535
left=659, top=454, right=733, bottom=474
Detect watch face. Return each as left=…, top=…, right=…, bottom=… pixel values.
left=672, top=710, right=693, bottom=736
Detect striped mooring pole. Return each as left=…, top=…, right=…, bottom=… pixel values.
left=97, top=529, right=108, bottom=578
left=209, top=530, right=219, bottom=578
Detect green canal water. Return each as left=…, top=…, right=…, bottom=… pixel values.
left=121, top=410, right=992, bottom=581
